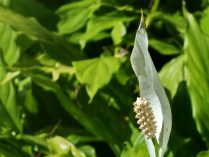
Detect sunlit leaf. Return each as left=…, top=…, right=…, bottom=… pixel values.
left=200, top=6, right=209, bottom=36
left=47, top=136, right=85, bottom=157
left=159, top=55, right=185, bottom=97
left=73, top=56, right=120, bottom=100
left=57, top=0, right=100, bottom=34
left=149, top=39, right=180, bottom=55
left=0, top=50, right=22, bottom=132
left=0, top=23, right=20, bottom=65
left=197, top=150, right=209, bottom=157
left=111, top=22, right=126, bottom=45
left=183, top=5, right=209, bottom=144
left=121, top=127, right=149, bottom=157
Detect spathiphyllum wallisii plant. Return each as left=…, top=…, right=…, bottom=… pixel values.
left=130, top=13, right=172, bottom=157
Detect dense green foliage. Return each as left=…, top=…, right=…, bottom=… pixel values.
left=0, top=0, right=209, bottom=156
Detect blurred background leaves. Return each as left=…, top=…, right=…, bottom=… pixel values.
left=0, top=0, right=209, bottom=156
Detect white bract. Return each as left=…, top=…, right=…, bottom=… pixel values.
left=130, top=14, right=172, bottom=157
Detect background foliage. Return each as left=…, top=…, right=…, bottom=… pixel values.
left=0, top=0, right=209, bottom=156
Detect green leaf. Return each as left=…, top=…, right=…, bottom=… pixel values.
left=0, top=5, right=82, bottom=64
left=57, top=0, right=100, bottom=34
left=149, top=39, right=180, bottom=55
left=0, top=23, right=20, bottom=65
left=0, top=140, right=28, bottom=157
left=0, top=0, right=57, bottom=30
left=197, top=150, right=209, bottom=157
left=0, top=51, right=22, bottom=132
left=80, top=12, right=134, bottom=48
left=183, top=6, right=209, bottom=144
left=73, top=56, right=120, bottom=100
left=130, top=15, right=172, bottom=157
left=47, top=136, right=85, bottom=157
left=111, top=22, right=126, bottom=45
left=16, top=133, right=47, bottom=147
left=150, top=12, right=185, bottom=34
left=78, top=145, right=96, bottom=157
left=200, top=6, right=209, bottom=36
left=159, top=55, right=185, bottom=97
left=31, top=75, right=124, bottom=155
left=121, top=127, right=149, bottom=157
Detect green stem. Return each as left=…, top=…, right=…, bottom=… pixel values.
left=146, top=0, right=160, bottom=27
left=152, top=137, right=160, bottom=157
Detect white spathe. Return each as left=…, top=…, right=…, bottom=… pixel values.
left=130, top=15, right=172, bottom=157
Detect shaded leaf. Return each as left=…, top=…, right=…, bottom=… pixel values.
left=79, top=145, right=96, bottom=157
left=1, top=0, right=57, bottom=30
left=0, top=140, right=28, bottom=157
left=31, top=75, right=124, bottom=155
left=80, top=12, right=134, bottom=48
left=0, top=5, right=83, bottom=65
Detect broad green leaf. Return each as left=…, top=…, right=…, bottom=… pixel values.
left=159, top=55, right=185, bottom=97
left=183, top=6, right=209, bottom=144
left=78, top=145, right=96, bottom=157
left=0, top=51, right=22, bottom=132
left=111, top=22, right=126, bottom=45
left=0, top=141, right=28, bottom=157
left=0, top=0, right=57, bottom=30
left=0, top=23, right=20, bottom=65
left=200, top=6, right=209, bottom=36
left=1, top=71, right=20, bottom=84
left=73, top=56, right=120, bottom=100
left=0, top=5, right=82, bottom=64
left=197, top=151, right=209, bottom=157
left=47, top=136, right=85, bottom=157
left=0, top=0, right=9, bottom=6
left=121, top=127, right=149, bottom=157
left=31, top=75, right=123, bottom=155
left=57, top=0, right=100, bottom=34
left=171, top=82, right=198, bottom=137
left=0, top=100, right=18, bottom=132
left=149, top=39, right=180, bottom=55
left=166, top=132, right=201, bottom=157
left=121, top=136, right=149, bottom=157
left=149, top=12, right=185, bottom=34
left=80, top=12, right=134, bottom=48
left=130, top=15, right=172, bottom=157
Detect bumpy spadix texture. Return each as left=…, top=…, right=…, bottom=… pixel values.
left=133, top=97, right=157, bottom=139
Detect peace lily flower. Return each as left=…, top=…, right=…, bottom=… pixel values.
left=130, top=13, right=172, bottom=157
